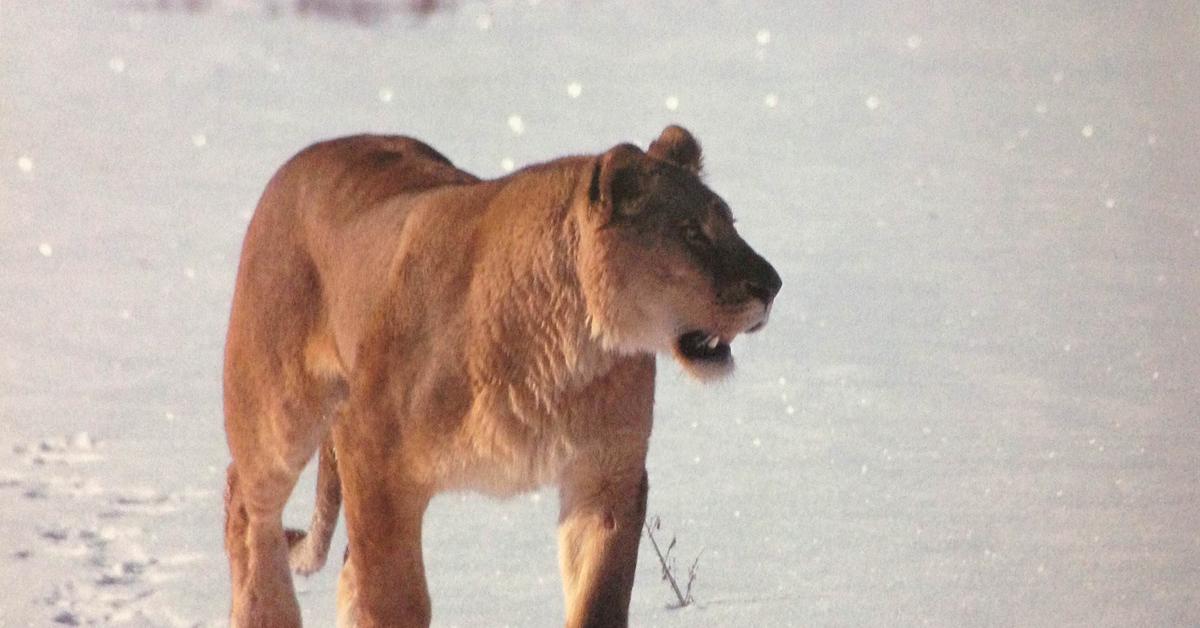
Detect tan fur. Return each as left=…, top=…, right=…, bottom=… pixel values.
left=223, top=127, right=780, bottom=627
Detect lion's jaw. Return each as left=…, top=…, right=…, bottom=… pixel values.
left=669, top=297, right=773, bottom=381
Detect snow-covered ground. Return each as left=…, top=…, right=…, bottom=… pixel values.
left=2, top=1, right=1198, bottom=625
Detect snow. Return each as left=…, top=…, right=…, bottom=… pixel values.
left=2, top=0, right=1199, bottom=626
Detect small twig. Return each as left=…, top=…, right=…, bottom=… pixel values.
left=644, top=515, right=698, bottom=608
left=684, top=548, right=704, bottom=604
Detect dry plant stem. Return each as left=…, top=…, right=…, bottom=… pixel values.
left=644, top=519, right=689, bottom=607
left=686, top=550, right=703, bottom=602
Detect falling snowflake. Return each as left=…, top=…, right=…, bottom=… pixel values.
left=507, top=114, right=525, bottom=135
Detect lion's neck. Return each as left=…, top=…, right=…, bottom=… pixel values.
left=469, top=164, right=619, bottom=416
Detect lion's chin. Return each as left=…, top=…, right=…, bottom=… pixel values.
left=672, top=330, right=735, bottom=381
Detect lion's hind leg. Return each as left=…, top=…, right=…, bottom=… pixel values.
left=336, top=553, right=360, bottom=628
left=224, top=463, right=251, bottom=601
left=224, top=345, right=338, bottom=626
left=225, top=437, right=308, bottom=628
left=224, top=369, right=345, bottom=627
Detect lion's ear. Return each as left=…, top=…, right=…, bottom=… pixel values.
left=590, top=143, right=646, bottom=217
left=648, top=125, right=703, bottom=175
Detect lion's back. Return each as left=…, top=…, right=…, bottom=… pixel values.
left=280, top=135, right=479, bottom=223
left=239, top=134, right=482, bottom=293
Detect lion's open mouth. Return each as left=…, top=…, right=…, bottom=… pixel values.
left=675, top=330, right=732, bottom=365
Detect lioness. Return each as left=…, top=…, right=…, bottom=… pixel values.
left=223, top=125, right=781, bottom=627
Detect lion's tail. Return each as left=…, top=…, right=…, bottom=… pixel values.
left=285, top=436, right=342, bottom=576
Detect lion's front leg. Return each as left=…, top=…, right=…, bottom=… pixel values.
left=334, top=421, right=432, bottom=628
left=557, top=465, right=649, bottom=628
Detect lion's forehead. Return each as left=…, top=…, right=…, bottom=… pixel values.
left=646, top=175, right=734, bottom=224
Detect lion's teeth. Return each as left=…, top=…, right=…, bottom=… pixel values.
left=706, top=335, right=720, bottom=349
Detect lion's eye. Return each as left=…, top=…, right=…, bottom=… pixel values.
left=681, top=222, right=708, bottom=247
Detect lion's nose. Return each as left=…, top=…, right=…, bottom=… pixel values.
left=745, top=259, right=782, bottom=305
left=743, top=279, right=774, bottom=304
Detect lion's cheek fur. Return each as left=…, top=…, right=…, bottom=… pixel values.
left=575, top=233, right=680, bottom=356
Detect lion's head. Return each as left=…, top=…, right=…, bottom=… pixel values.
left=577, top=125, right=782, bottom=380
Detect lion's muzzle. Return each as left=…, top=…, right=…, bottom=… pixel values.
left=673, top=246, right=781, bottom=379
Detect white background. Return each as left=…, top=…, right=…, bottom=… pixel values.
left=2, top=1, right=1198, bottom=625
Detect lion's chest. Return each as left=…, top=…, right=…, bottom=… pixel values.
left=431, top=398, right=579, bottom=497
